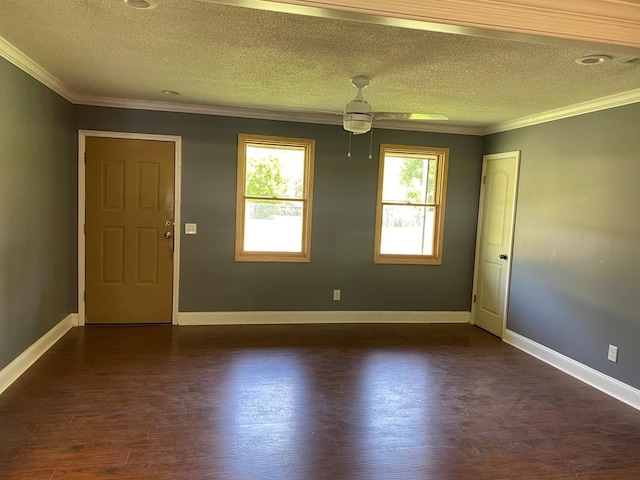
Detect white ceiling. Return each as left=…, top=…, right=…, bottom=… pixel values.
left=1, top=0, right=639, bottom=134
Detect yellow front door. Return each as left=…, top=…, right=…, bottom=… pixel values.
left=85, top=137, right=175, bottom=324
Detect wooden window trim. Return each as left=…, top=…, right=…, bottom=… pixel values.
left=373, top=144, right=449, bottom=265
left=235, top=133, right=315, bottom=262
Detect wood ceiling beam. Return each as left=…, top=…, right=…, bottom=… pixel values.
left=209, top=0, right=640, bottom=52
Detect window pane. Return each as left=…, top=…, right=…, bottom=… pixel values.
left=244, top=199, right=303, bottom=252
left=382, top=155, right=435, bottom=204
left=246, top=145, right=305, bottom=199
left=380, top=205, right=435, bottom=255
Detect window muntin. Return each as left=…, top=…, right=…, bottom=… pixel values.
left=374, top=145, right=448, bottom=265
left=236, top=134, right=314, bottom=262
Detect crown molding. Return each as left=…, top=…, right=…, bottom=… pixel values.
left=223, top=0, right=640, bottom=51
left=1, top=29, right=637, bottom=138
left=76, top=94, right=485, bottom=135
left=369, top=119, right=484, bottom=136
left=78, top=94, right=343, bottom=124
left=0, top=35, right=77, bottom=103
left=483, top=87, right=640, bottom=134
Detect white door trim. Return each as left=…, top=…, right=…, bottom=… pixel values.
left=470, top=151, right=521, bottom=337
left=78, top=130, right=182, bottom=326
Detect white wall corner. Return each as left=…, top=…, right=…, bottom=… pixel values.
left=178, top=310, right=470, bottom=326
left=0, top=313, right=76, bottom=395
left=503, top=329, right=640, bottom=411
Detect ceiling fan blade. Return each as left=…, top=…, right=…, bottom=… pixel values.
left=374, top=112, right=449, bottom=121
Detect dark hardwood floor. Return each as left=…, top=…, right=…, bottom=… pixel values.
left=1, top=323, right=639, bottom=479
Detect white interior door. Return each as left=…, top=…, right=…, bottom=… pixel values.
left=472, top=151, right=520, bottom=337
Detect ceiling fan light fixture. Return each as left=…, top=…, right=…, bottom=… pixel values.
left=343, top=113, right=372, bottom=135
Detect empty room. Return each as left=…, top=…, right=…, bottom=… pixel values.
left=1, top=1, right=639, bottom=479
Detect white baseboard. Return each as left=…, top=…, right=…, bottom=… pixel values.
left=503, top=329, right=640, bottom=411
left=178, top=310, right=470, bottom=326
left=0, top=313, right=77, bottom=395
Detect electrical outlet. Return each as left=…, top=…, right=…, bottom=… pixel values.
left=333, top=289, right=341, bottom=301
left=607, top=345, right=618, bottom=363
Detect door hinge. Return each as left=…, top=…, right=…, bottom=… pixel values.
left=473, top=294, right=477, bottom=303
left=482, top=175, right=486, bottom=184
left=83, top=291, right=86, bottom=302
left=84, top=152, right=86, bottom=162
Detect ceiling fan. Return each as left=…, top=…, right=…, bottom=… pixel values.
left=342, top=76, right=448, bottom=135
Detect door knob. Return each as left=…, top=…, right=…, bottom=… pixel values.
left=499, top=254, right=508, bottom=260
left=164, top=231, right=173, bottom=239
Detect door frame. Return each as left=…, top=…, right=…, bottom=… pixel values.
left=470, top=151, right=521, bottom=337
left=78, top=130, right=182, bottom=326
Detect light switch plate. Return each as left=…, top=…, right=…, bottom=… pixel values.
left=185, top=223, right=197, bottom=235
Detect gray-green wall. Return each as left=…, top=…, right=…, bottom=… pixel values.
left=8, top=50, right=638, bottom=394
left=0, top=58, right=76, bottom=370
left=484, top=103, right=640, bottom=389
left=75, top=106, right=483, bottom=312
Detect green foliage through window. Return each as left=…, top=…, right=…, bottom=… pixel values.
left=398, top=157, right=437, bottom=204
left=399, top=158, right=424, bottom=203
left=246, top=156, right=286, bottom=197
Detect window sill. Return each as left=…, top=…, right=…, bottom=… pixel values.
left=235, top=252, right=311, bottom=263
left=374, top=254, right=442, bottom=265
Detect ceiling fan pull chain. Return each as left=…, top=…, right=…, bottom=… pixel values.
left=347, top=131, right=352, bottom=158
left=368, top=127, right=374, bottom=159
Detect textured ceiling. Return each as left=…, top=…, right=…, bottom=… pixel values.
left=0, top=0, right=639, bottom=131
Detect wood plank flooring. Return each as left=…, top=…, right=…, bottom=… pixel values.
left=1, top=323, right=639, bottom=479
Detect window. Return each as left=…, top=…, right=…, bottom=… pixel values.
left=235, top=134, right=315, bottom=262
left=374, top=144, right=449, bottom=265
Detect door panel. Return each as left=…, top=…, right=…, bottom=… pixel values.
left=86, top=137, right=175, bottom=324
left=101, top=227, right=125, bottom=284
left=486, top=171, right=508, bottom=246
left=474, top=153, right=519, bottom=337
left=479, top=260, right=501, bottom=316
